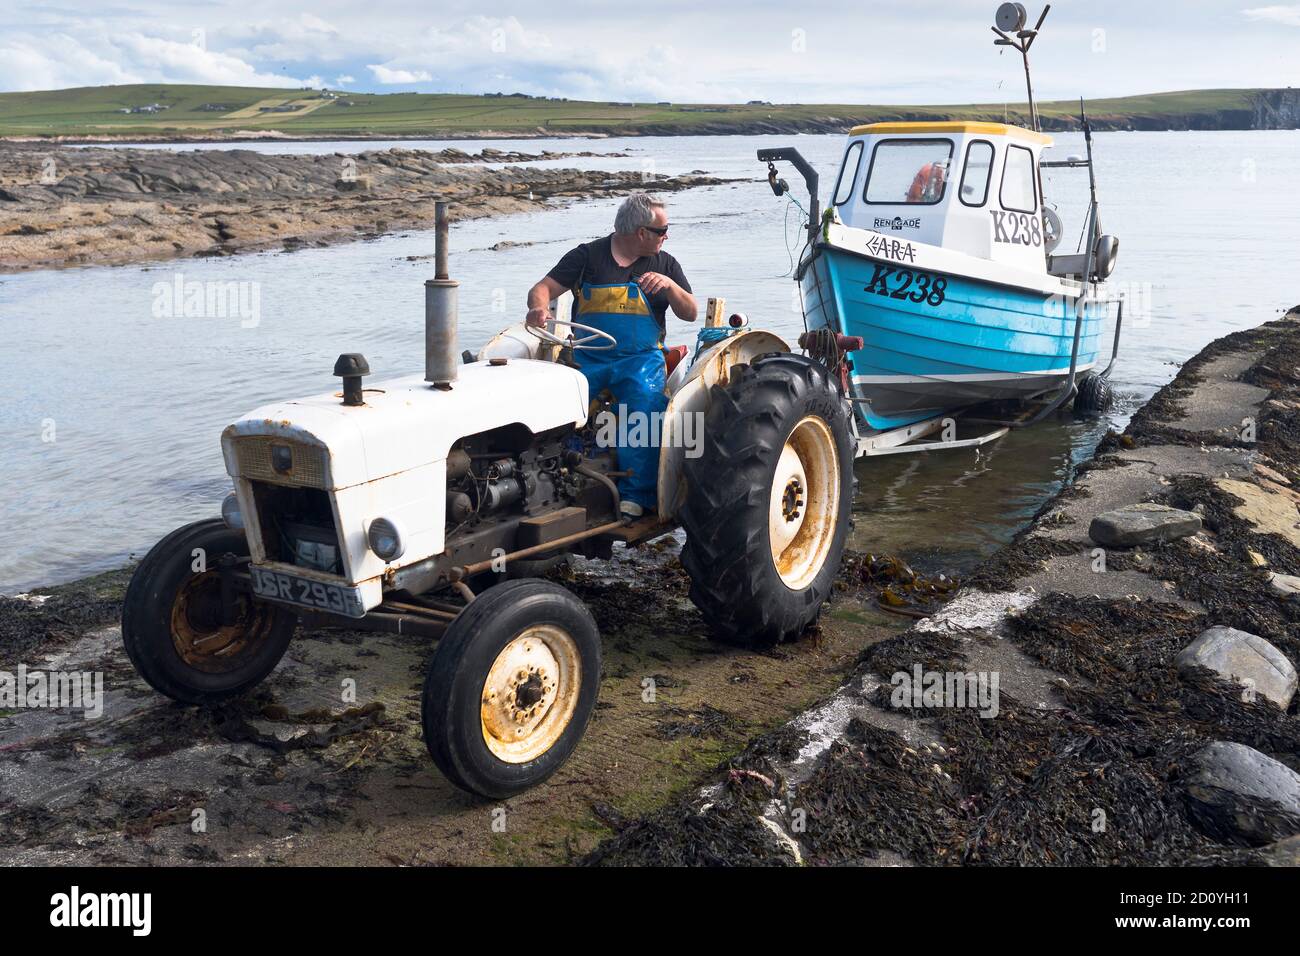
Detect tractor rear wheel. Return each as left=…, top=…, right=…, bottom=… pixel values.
left=680, top=353, right=855, bottom=647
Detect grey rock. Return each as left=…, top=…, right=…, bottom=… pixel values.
left=1257, top=835, right=1300, bottom=866
left=1184, top=741, right=1300, bottom=845
left=1088, top=503, right=1202, bottom=547
left=1176, top=626, right=1298, bottom=709
left=1268, top=572, right=1300, bottom=601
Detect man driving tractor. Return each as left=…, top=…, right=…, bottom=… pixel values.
left=526, top=193, right=697, bottom=518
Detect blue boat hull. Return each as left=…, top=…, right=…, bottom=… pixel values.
left=802, top=245, right=1105, bottom=429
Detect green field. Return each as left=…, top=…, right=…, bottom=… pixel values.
left=0, top=83, right=1272, bottom=139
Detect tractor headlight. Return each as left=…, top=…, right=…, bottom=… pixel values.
left=367, top=517, right=405, bottom=562
left=270, top=443, right=293, bottom=474
left=221, top=492, right=244, bottom=530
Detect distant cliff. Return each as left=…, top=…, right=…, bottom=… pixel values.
left=1253, top=89, right=1300, bottom=129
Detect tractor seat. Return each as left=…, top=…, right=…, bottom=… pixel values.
left=663, top=345, right=689, bottom=377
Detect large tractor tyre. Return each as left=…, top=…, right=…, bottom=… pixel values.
left=121, top=519, right=297, bottom=705
left=680, top=352, right=855, bottom=648
left=1073, top=372, right=1114, bottom=417
left=422, top=579, right=602, bottom=800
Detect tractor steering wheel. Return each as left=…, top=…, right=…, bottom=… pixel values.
left=526, top=318, right=617, bottom=351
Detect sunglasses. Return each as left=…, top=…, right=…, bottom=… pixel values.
left=641, top=225, right=669, bottom=236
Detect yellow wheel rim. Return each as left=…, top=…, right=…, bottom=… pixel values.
left=480, top=625, right=581, bottom=764
left=768, top=415, right=840, bottom=590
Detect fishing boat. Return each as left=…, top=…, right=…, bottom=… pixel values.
left=761, top=3, right=1122, bottom=436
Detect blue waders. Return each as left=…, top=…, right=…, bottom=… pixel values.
left=572, top=281, right=667, bottom=511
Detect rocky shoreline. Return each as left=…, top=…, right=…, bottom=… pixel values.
left=585, top=309, right=1300, bottom=866
left=0, top=143, right=720, bottom=273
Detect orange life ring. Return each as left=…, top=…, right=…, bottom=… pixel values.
left=906, top=162, right=946, bottom=202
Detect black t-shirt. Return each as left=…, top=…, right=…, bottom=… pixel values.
left=547, top=235, right=692, bottom=336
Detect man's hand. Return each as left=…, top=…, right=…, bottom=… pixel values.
left=635, top=272, right=675, bottom=295
left=525, top=307, right=552, bottom=328
left=638, top=272, right=697, bottom=322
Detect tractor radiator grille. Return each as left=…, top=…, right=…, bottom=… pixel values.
left=234, top=437, right=328, bottom=488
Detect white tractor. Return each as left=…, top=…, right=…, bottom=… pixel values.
left=122, top=203, right=856, bottom=798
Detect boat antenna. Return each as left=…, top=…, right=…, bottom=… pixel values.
left=991, top=3, right=1050, bottom=131
left=1080, top=97, right=1099, bottom=243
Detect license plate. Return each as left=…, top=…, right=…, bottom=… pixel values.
left=249, top=566, right=366, bottom=619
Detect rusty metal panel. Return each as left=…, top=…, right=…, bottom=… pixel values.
left=517, top=506, right=587, bottom=548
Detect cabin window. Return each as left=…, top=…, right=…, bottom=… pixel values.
left=832, top=141, right=864, bottom=206
left=863, top=139, right=954, bottom=205
left=1000, top=144, right=1038, bottom=213
left=959, top=140, right=994, bottom=207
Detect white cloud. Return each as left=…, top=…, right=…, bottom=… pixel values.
left=334, top=74, right=355, bottom=87
left=0, top=28, right=314, bottom=91
left=111, top=32, right=303, bottom=85
left=1241, top=5, right=1300, bottom=25
left=361, top=17, right=751, bottom=101
left=223, top=14, right=347, bottom=63
left=0, top=33, right=136, bottom=90
left=367, top=64, right=432, bottom=84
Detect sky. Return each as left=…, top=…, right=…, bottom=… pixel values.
left=1, top=0, right=1298, bottom=103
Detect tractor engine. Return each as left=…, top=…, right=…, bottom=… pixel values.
left=438, top=422, right=620, bottom=575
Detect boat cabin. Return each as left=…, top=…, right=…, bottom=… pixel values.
left=829, top=121, right=1054, bottom=274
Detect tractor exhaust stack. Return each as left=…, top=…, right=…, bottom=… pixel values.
left=425, top=201, right=459, bottom=389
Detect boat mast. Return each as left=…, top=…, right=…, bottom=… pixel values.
left=991, top=3, right=1050, bottom=131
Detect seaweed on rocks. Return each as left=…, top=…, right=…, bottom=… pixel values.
left=581, top=801, right=798, bottom=866
left=839, top=551, right=960, bottom=616
left=0, top=567, right=131, bottom=659
left=1156, top=476, right=1300, bottom=654
left=1005, top=593, right=1200, bottom=686
left=1121, top=318, right=1298, bottom=449
left=857, top=629, right=969, bottom=680
left=1004, top=594, right=1300, bottom=770
left=962, top=535, right=1081, bottom=593
left=795, top=719, right=965, bottom=865
left=939, top=697, right=1219, bottom=865
left=1241, top=332, right=1300, bottom=475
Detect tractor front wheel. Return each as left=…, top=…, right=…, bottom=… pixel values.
left=121, top=519, right=297, bottom=704
left=421, top=579, right=601, bottom=799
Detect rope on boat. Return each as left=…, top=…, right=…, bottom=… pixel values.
left=781, top=193, right=810, bottom=277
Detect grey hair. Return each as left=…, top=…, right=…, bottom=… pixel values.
left=614, top=193, right=665, bottom=234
